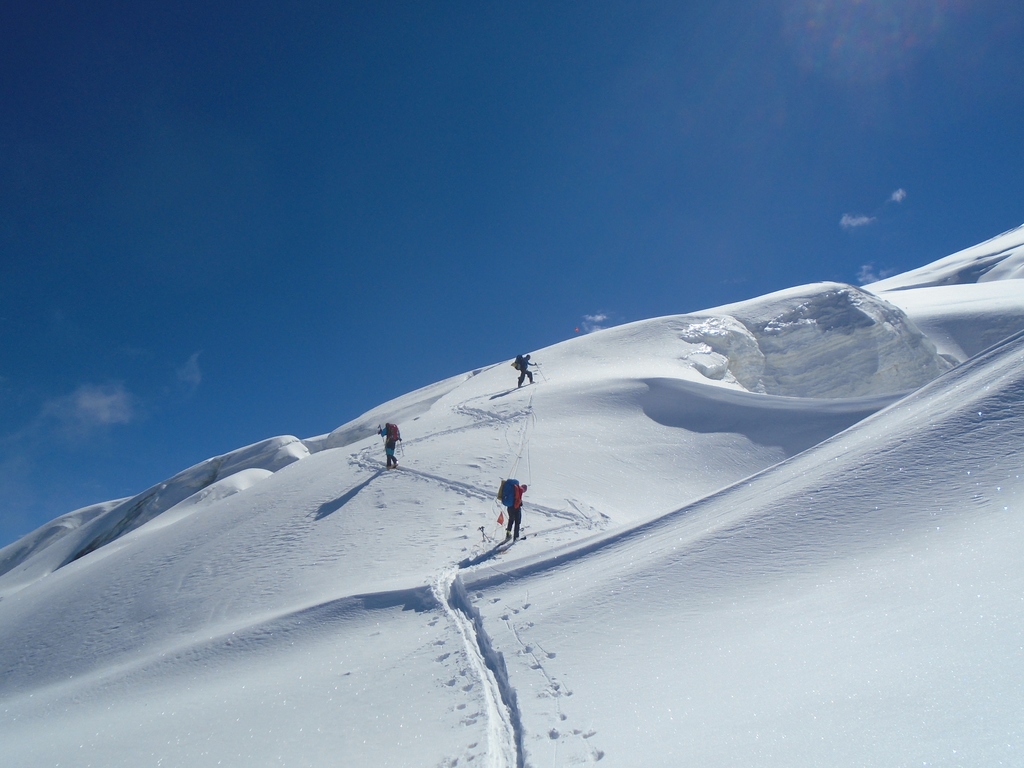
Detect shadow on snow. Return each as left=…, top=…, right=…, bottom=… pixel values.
left=314, top=469, right=385, bottom=520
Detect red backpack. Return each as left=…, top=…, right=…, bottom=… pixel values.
left=513, top=483, right=526, bottom=508
left=385, top=423, right=401, bottom=441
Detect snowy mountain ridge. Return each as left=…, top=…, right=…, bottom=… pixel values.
left=0, top=281, right=951, bottom=596
left=1, top=225, right=1023, bottom=767
left=869, top=223, right=1024, bottom=290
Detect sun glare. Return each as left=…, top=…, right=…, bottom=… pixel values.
left=783, top=0, right=958, bottom=82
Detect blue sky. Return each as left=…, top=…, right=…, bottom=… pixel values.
left=2, top=0, right=1022, bottom=547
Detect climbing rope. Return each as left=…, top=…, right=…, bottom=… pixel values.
left=504, top=390, right=535, bottom=482
left=493, top=391, right=537, bottom=536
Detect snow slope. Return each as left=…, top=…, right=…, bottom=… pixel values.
left=1, top=226, right=1023, bottom=767
left=866, top=224, right=1024, bottom=361
left=474, top=326, right=1024, bottom=766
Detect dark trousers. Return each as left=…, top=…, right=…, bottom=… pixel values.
left=505, top=506, right=522, bottom=539
left=385, top=440, right=397, bottom=468
left=517, top=369, right=533, bottom=387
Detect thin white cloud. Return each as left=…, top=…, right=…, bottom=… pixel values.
left=580, top=313, right=609, bottom=334
left=0, top=383, right=139, bottom=523
left=177, top=352, right=202, bottom=391
left=840, top=213, right=875, bottom=229
left=65, top=383, right=135, bottom=426
left=841, top=188, right=906, bottom=230
left=39, top=383, right=136, bottom=440
left=857, top=263, right=895, bottom=285
left=857, top=264, right=879, bottom=284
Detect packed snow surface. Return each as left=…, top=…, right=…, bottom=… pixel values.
left=2, top=226, right=1024, bottom=767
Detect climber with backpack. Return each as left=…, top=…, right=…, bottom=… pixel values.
left=378, top=423, right=402, bottom=469
left=497, top=478, right=527, bottom=542
left=512, top=354, right=535, bottom=388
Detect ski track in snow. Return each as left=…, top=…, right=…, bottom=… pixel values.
left=346, top=438, right=601, bottom=764
left=349, top=388, right=599, bottom=535
left=4, top=232, right=1024, bottom=767
left=433, top=567, right=524, bottom=768
left=351, top=450, right=588, bottom=527
left=354, top=389, right=594, bottom=767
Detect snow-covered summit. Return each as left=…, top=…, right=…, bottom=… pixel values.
left=1, top=229, right=1024, bottom=767
left=869, top=223, right=1024, bottom=290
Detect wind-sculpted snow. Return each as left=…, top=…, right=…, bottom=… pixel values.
left=0, top=499, right=122, bottom=593
left=641, top=376, right=898, bottom=455
left=689, top=282, right=953, bottom=397
left=143, top=467, right=275, bottom=530
left=1, top=233, right=1023, bottom=766
left=542, top=281, right=953, bottom=401
left=865, top=224, right=1024, bottom=361
left=0, top=436, right=309, bottom=595
left=469, top=328, right=1024, bottom=766
left=869, top=223, right=1024, bottom=290
left=872, top=280, right=1024, bottom=361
